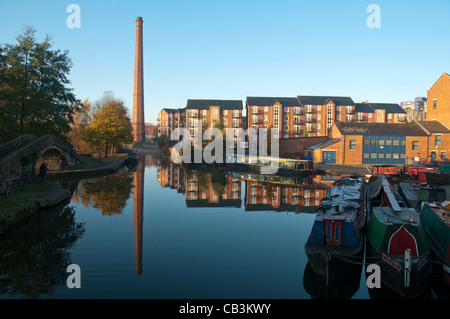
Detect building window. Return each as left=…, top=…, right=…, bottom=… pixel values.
left=393, top=153, right=399, bottom=159
left=264, top=115, right=268, bottom=122
left=327, top=105, right=333, bottom=130
left=412, top=141, right=419, bottom=150
left=350, top=140, right=356, bottom=150
left=202, top=109, right=207, bottom=115
left=385, top=140, right=392, bottom=146
left=284, top=125, right=289, bottom=131
left=378, top=153, right=385, bottom=158
left=386, top=153, right=392, bottom=159
left=370, top=140, right=377, bottom=145
left=363, top=153, right=370, bottom=159
left=441, top=151, right=446, bottom=159
left=393, top=140, right=400, bottom=146
left=378, top=139, right=385, bottom=146
left=368, top=113, right=372, bottom=118
left=223, top=110, right=227, bottom=115
left=317, top=114, right=321, bottom=120
left=264, top=106, right=268, bottom=112
left=433, top=99, right=437, bottom=110
left=436, top=135, right=442, bottom=146
left=213, top=109, right=218, bottom=114
left=387, top=113, right=392, bottom=119
left=371, top=153, right=377, bottom=159
left=364, top=139, right=370, bottom=145
left=317, top=105, right=321, bottom=111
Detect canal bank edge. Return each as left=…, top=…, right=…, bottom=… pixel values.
left=0, top=158, right=128, bottom=234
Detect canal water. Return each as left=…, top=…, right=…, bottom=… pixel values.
left=0, top=153, right=447, bottom=299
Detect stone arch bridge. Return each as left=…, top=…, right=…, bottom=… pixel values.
left=0, top=134, right=84, bottom=192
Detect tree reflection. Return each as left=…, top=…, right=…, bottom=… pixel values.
left=0, top=204, right=85, bottom=298
left=79, top=169, right=134, bottom=215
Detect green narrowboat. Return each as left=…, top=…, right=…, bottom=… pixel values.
left=420, top=202, right=450, bottom=286
left=366, top=175, right=432, bottom=298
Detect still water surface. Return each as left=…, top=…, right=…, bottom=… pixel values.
left=1, top=153, right=445, bottom=299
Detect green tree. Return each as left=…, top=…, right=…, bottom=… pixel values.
left=0, top=26, right=79, bottom=143
left=83, top=93, right=133, bottom=157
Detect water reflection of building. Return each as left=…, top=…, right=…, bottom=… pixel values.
left=133, top=155, right=144, bottom=275
left=185, top=172, right=242, bottom=208
left=157, top=161, right=185, bottom=194
left=243, top=175, right=330, bottom=213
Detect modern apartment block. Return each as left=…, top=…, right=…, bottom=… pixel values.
left=354, top=103, right=407, bottom=123
left=185, top=99, right=245, bottom=143
left=427, top=72, right=450, bottom=128
left=400, top=97, right=427, bottom=112
left=246, top=95, right=356, bottom=138
left=157, top=108, right=185, bottom=138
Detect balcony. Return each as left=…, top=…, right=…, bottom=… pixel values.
left=293, top=119, right=304, bottom=125
left=233, top=111, right=240, bottom=118
left=305, top=117, right=314, bottom=123
left=305, top=108, right=314, bottom=114
left=346, top=109, right=355, bottom=114
left=293, top=109, right=303, bottom=115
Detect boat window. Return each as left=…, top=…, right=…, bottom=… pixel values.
left=326, top=224, right=332, bottom=241
left=334, top=225, right=341, bottom=241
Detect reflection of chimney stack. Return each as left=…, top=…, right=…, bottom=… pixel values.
left=133, top=155, right=144, bottom=275
left=133, top=17, right=145, bottom=142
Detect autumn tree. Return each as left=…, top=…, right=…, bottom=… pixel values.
left=0, top=26, right=79, bottom=143
left=67, top=98, right=92, bottom=154
left=83, top=92, right=133, bottom=158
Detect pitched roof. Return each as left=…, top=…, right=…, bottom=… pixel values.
left=355, top=103, right=406, bottom=114
left=334, top=122, right=429, bottom=136
left=297, top=95, right=354, bottom=106
left=418, top=121, right=450, bottom=133
left=186, top=99, right=243, bottom=110
left=305, top=138, right=341, bottom=150
left=246, top=97, right=300, bottom=107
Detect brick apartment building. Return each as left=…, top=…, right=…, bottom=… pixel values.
left=185, top=99, right=245, bottom=144
left=157, top=108, right=185, bottom=138
left=354, top=103, right=406, bottom=123
left=306, top=121, right=450, bottom=165
left=245, top=96, right=407, bottom=140
left=427, top=72, right=450, bottom=128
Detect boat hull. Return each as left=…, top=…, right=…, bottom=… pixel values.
left=305, top=243, right=364, bottom=282
left=365, top=240, right=432, bottom=298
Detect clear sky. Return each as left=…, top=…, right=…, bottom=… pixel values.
left=1, top=0, right=449, bottom=124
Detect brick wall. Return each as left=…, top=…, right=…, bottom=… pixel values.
left=427, top=73, right=450, bottom=127
left=279, top=137, right=328, bottom=156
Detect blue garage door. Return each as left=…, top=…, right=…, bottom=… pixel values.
left=323, top=151, right=336, bottom=164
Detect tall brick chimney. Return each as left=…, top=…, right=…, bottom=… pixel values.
left=133, top=17, right=145, bottom=142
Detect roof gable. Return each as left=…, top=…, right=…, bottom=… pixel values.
left=428, top=72, right=450, bottom=92
left=297, top=95, right=354, bottom=106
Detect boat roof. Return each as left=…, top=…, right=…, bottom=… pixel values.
left=372, top=207, right=420, bottom=226
left=316, top=176, right=363, bottom=221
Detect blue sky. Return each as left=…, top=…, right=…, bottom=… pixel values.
left=0, top=0, right=449, bottom=123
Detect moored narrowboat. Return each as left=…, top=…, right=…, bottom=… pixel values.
left=226, top=154, right=316, bottom=176
left=366, top=174, right=433, bottom=298
left=420, top=202, right=450, bottom=286
left=305, top=175, right=366, bottom=283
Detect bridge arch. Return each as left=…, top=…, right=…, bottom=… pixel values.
left=0, top=135, right=83, bottom=191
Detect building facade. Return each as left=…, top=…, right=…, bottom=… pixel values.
left=185, top=99, right=245, bottom=144
left=306, top=121, right=450, bottom=165
left=354, top=103, right=407, bottom=123
left=157, top=108, right=185, bottom=138
left=427, top=73, right=450, bottom=127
